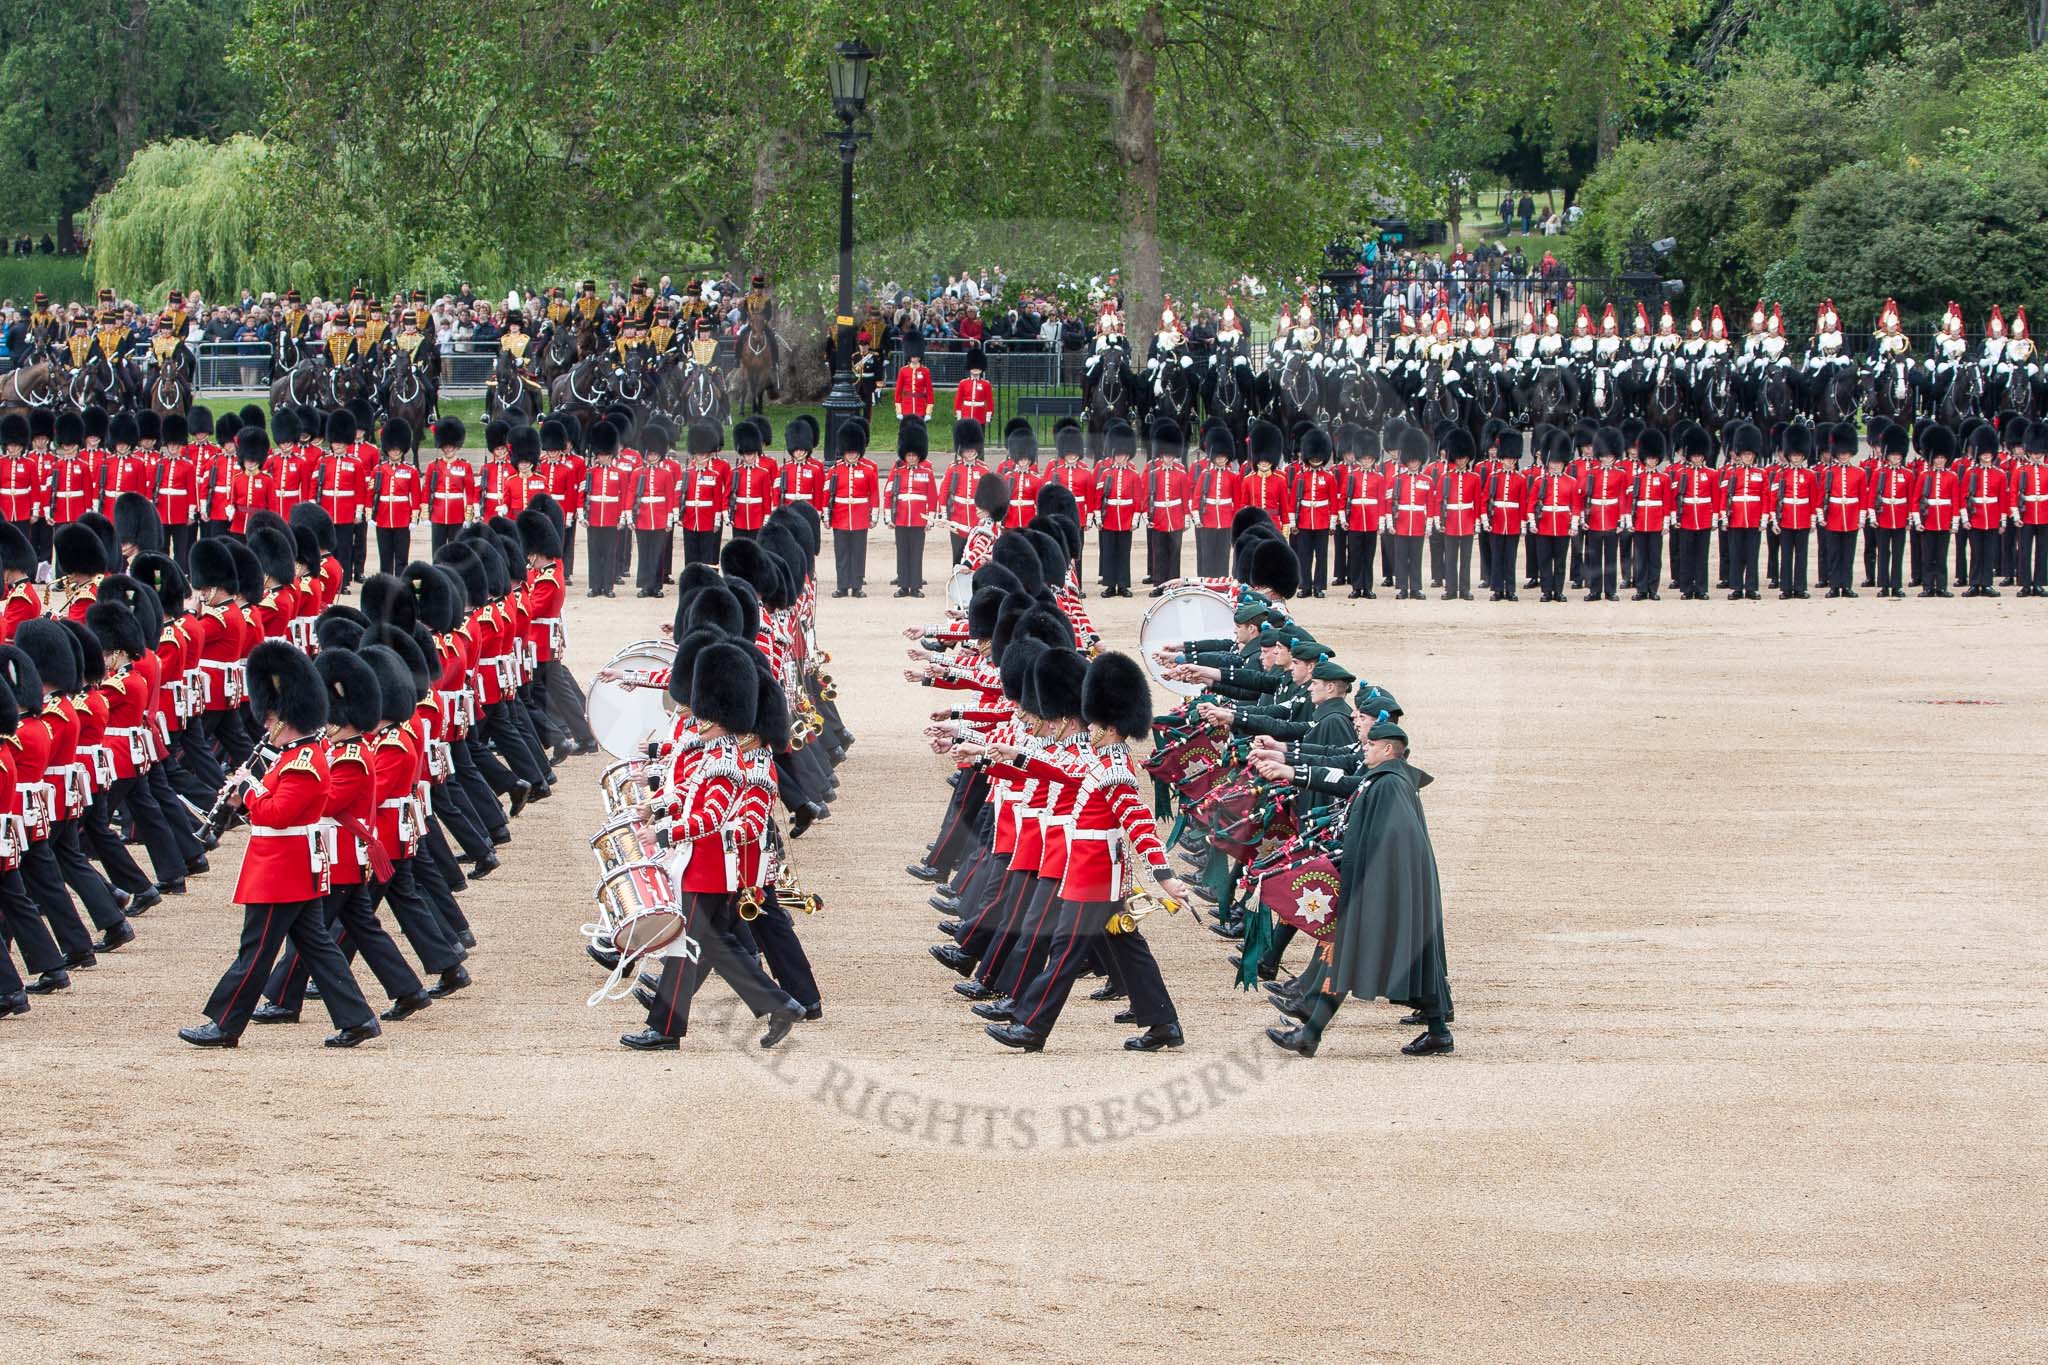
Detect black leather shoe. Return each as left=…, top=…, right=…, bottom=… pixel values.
left=790, top=801, right=825, bottom=837
left=1112, top=1008, right=1140, bottom=1024
left=803, top=1003, right=823, bottom=1022
left=586, top=942, right=620, bottom=970
left=935, top=919, right=963, bottom=939
left=1208, top=919, right=1245, bottom=940
left=186, top=854, right=210, bottom=875
left=1125, top=1023, right=1184, bottom=1051
left=972, top=999, right=1015, bottom=1021
left=831, top=589, right=847, bottom=598
left=759, top=1005, right=804, bottom=1048
left=929, top=892, right=962, bottom=913
left=381, top=991, right=433, bottom=1021
left=953, top=979, right=1000, bottom=1000
left=470, top=852, right=500, bottom=879
left=64, top=949, right=98, bottom=971
left=1402, top=1030, right=1455, bottom=1056
left=620, top=1028, right=680, bottom=1051
left=25, top=969, right=69, bottom=995
left=1086, top=984, right=1127, bottom=1002
left=526, top=782, right=552, bottom=803
left=250, top=1003, right=299, bottom=1025
left=1265, top=1024, right=1317, bottom=1057
left=633, top=986, right=659, bottom=1011
left=985, top=1022, right=1046, bottom=1052
left=929, top=943, right=975, bottom=976
left=0, top=991, right=28, bottom=1017
left=457, top=929, right=477, bottom=949
left=490, top=828, right=513, bottom=846
left=1398, top=1009, right=1456, bottom=1025
left=178, top=1022, right=238, bottom=1048
left=325, top=1021, right=382, bottom=1048
left=99, top=919, right=136, bottom=952
left=906, top=861, right=943, bottom=882
left=1272, top=997, right=1312, bottom=1023
left=1190, top=884, right=1220, bottom=905
left=1227, top=951, right=1277, bottom=982
left=158, top=880, right=187, bottom=896
left=428, top=965, right=471, bottom=998
left=508, top=781, right=532, bottom=818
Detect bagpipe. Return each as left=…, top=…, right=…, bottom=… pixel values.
left=1247, top=805, right=1346, bottom=944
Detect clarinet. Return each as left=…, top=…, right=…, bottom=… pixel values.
left=202, top=742, right=280, bottom=838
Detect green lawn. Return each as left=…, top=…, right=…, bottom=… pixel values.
left=215, top=392, right=984, bottom=453
left=0, top=256, right=93, bottom=308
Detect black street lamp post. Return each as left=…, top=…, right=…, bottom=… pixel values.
left=821, top=41, right=875, bottom=465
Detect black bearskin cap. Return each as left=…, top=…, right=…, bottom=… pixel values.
left=967, top=586, right=1007, bottom=640
left=0, top=644, right=42, bottom=716
left=690, top=640, right=758, bottom=734
left=16, top=623, right=75, bottom=697
left=84, top=600, right=147, bottom=661
left=359, top=572, right=419, bottom=633
left=509, top=425, right=542, bottom=466
left=246, top=640, right=327, bottom=733
left=55, top=523, right=108, bottom=577
left=1035, top=481, right=1080, bottom=524
left=129, top=553, right=187, bottom=617
left=96, top=573, right=163, bottom=642
left=1248, top=538, right=1301, bottom=599
left=1083, top=650, right=1152, bottom=741
left=516, top=508, right=561, bottom=561
left=401, top=561, right=462, bottom=634
left=974, top=472, right=1010, bottom=520
left=317, top=648, right=384, bottom=733
left=1031, top=647, right=1087, bottom=722
left=249, top=526, right=297, bottom=586
left=990, top=532, right=1045, bottom=596
left=682, top=583, right=745, bottom=639
left=358, top=644, right=416, bottom=725
left=114, top=491, right=164, bottom=555
left=0, top=523, right=36, bottom=577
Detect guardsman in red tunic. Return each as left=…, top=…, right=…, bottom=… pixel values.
left=423, top=417, right=478, bottom=556
left=677, top=422, right=730, bottom=569
left=149, top=412, right=200, bottom=562
left=824, top=420, right=881, bottom=597
left=370, top=419, right=422, bottom=575
left=1005, top=434, right=1049, bottom=531
left=1769, top=427, right=1820, bottom=598
left=886, top=423, right=938, bottom=596
left=0, top=413, right=41, bottom=553
left=1960, top=429, right=2011, bottom=596
left=1476, top=430, right=1526, bottom=600
left=1578, top=428, right=1630, bottom=601
left=315, top=411, right=369, bottom=585
left=1624, top=430, right=1678, bottom=600
left=1910, top=427, right=1961, bottom=596
left=540, top=431, right=585, bottom=583
left=2009, top=424, right=2048, bottom=596
left=1383, top=426, right=1435, bottom=599
left=1435, top=430, right=1484, bottom=600
left=227, top=428, right=276, bottom=536
left=262, top=410, right=315, bottom=517
left=1239, top=420, right=1294, bottom=532
left=95, top=412, right=154, bottom=519
left=481, top=419, right=514, bottom=521
left=1143, top=422, right=1191, bottom=592
left=893, top=338, right=935, bottom=421
left=954, top=345, right=994, bottom=428
left=1093, top=422, right=1146, bottom=597
left=1670, top=430, right=1722, bottom=600
left=48, top=411, right=96, bottom=530
left=777, top=415, right=824, bottom=510
left=1713, top=423, right=1769, bottom=600
left=1287, top=428, right=1343, bottom=597
left=178, top=641, right=380, bottom=1049
left=630, top=440, right=683, bottom=598
left=0, top=525, right=39, bottom=644
left=579, top=425, right=630, bottom=596
left=1192, top=425, right=1241, bottom=577
left=728, top=429, right=779, bottom=540
left=1817, top=430, right=1871, bottom=597
left=1867, top=425, right=1918, bottom=598
left=1524, top=435, right=1582, bottom=602
left=1048, top=431, right=1097, bottom=574
left=1343, top=429, right=1391, bottom=597
left=939, top=422, right=988, bottom=562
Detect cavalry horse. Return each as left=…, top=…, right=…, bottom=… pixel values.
left=1145, top=359, right=1198, bottom=435
left=549, top=354, right=614, bottom=435
left=732, top=322, right=779, bottom=416
left=1268, top=350, right=1322, bottom=431
left=1203, top=352, right=1253, bottom=446
left=1812, top=364, right=1860, bottom=426
left=486, top=348, right=541, bottom=426
left=145, top=357, right=194, bottom=419
left=2, top=361, right=58, bottom=416
left=381, top=350, right=435, bottom=451
left=1644, top=352, right=1689, bottom=431
left=1863, top=355, right=1917, bottom=424
left=653, top=351, right=729, bottom=432
left=1938, top=360, right=1987, bottom=432
left=1082, top=351, right=1135, bottom=451
left=64, top=352, right=134, bottom=413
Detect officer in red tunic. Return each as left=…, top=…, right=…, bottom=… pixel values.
left=1094, top=422, right=1146, bottom=597
left=145, top=412, right=199, bottom=562
left=893, top=336, right=935, bottom=422
left=370, top=419, right=422, bottom=575
left=226, top=428, right=277, bottom=536
left=886, top=422, right=938, bottom=596
left=1525, top=434, right=1581, bottom=602
left=262, top=410, right=315, bottom=517
left=1289, top=428, right=1343, bottom=597
left=1193, top=425, right=1241, bottom=577
left=728, top=423, right=779, bottom=542
left=954, top=345, right=993, bottom=428
left=1712, top=424, right=1767, bottom=600
left=1003, top=428, right=1049, bottom=531
left=1910, top=427, right=1960, bottom=596
left=824, top=420, right=881, bottom=597
left=580, top=424, right=631, bottom=596
left=423, top=416, right=478, bottom=556
left=95, top=413, right=154, bottom=519
left=1868, top=425, right=1918, bottom=597
left=0, top=413, right=41, bottom=556
left=315, top=412, right=369, bottom=585
left=48, top=412, right=96, bottom=532
left=1143, top=420, right=1191, bottom=591
left=177, top=641, right=381, bottom=1049
left=631, top=431, right=684, bottom=597
left=2009, top=424, right=2048, bottom=595
left=1768, top=426, right=1820, bottom=597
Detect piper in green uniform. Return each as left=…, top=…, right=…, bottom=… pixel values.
left=1267, top=718, right=1455, bottom=1058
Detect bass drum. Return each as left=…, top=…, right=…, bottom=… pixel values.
left=946, top=562, right=976, bottom=614
left=1136, top=586, right=1235, bottom=697
left=586, top=638, right=677, bottom=759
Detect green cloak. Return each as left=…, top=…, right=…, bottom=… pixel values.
left=1327, top=757, right=1451, bottom=1016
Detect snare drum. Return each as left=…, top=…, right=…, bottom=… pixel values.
left=583, top=860, right=699, bottom=1005
left=945, top=562, right=975, bottom=614
left=598, top=757, right=652, bottom=814
left=589, top=812, right=659, bottom=874
left=1136, top=586, right=1235, bottom=696
left=585, top=638, right=677, bottom=759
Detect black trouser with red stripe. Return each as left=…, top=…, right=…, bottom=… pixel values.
left=642, top=891, right=799, bottom=1038
left=204, top=897, right=373, bottom=1038
left=263, top=881, right=423, bottom=1010
left=1008, top=897, right=1176, bottom=1038
left=0, top=867, right=64, bottom=980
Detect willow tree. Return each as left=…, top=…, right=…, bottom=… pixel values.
left=85, top=135, right=294, bottom=299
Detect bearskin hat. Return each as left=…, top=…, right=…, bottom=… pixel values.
left=1781, top=423, right=1811, bottom=459
left=1300, top=426, right=1334, bottom=465
left=433, top=416, right=465, bottom=450
left=501, top=425, right=538, bottom=468
left=18, top=618, right=78, bottom=695
left=63, top=619, right=104, bottom=686
left=81, top=407, right=110, bottom=444
left=368, top=623, right=435, bottom=700
left=84, top=600, right=147, bottom=662
left=664, top=628, right=722, bottom=708
left=1039, top=513, right=1082, bottom=566
left=502, top=508, right=551, bottom=563
left=1202, top=423, right=1235, bottom=462
left=380, top=418, right=412, bottom=456
left=953, top=419, right=984, bottom=454
left=1035, top=481, right=1079, bottom=524
left=966, top=586, right=1008, bottom=640
left=1398, top=426, right=1431, bottom=464
left=97, top=572, right=163, bottom=641
left=1248, top=537, right=1301, bottom=599
left=1248, top=418, right=1284, bottom=467
left=236, top=426, right=270, bottom=467
left=359, top=573, right=419, bottom=633
left=1231, top=506, right=1273, bottom=541
left=1083, top=651, right=1152, bottom=742
left=757, top=523, right=808, bottom=598
left=317, top=410, right=353, bottom=446
left=968, top=471, right=1009, bottom=522
left=245, top=640, right=326, bottom=733
left=1442, top=427, right=1477, bottom=462
left=220, top=536, right=263, bottom=604
left=0, top=661, right=17, bottom=735
left=990, top=530, right=1046, bottom=596
left=53, top=411, right=86, bottom=448
left=682, top=582, right=746, bottom=639
left=971, top=560, right=1022, bottom=600
left=111, top=491, right=163, bottom=557
left=690, top=640, right=758, bottom=734
left=1104, top=420, right=1138, bottom=461
left=0, top=412, right=28, bottom=449
left=1005, top=423, right=1037, bottom=465
left=998, top=637, right=1046, bottom=704
left=898, top=419, right=928, bottom=460
left=54, top=523, right=107, bottom=578
left=784, top=415, right=819, bottom=453
left=397, top=561, right=458, bottom=635
left=315, top=608, right=366, bottom=654
left=733, top=420, right=762, bottom=457
left=105, top=411, right=138, bottom=451
left=725, top=577, right=763, bottom=643
left=1729, top=423, right=1763, bottom=457
left=216, top=413, right=244, bottom=447
left=455, top=527, right=510, bottom=597
left=528, top=491, right=566, bottom=541
left=1052, top=424, right=1083, bottom=462
left=0, top=644, right=43, bottom=716
left=1030, top=648, right=1087, bottom=722
left=315, top=648, right=383, bottom=734
left=129, top=553, right=187, bottom=617
left=1023, top=527, right=1066, bottom=588
left=1149, top=419, right=1185, bottom=461
left=840, top=421, right=870, bottom=456
left=1637, top=429, right=1668, bottom=463
left=248, top=526, right=297, bottom=587
left=272, top=408, right=302, bottom=445
left=358, top=644, right=416, bottom=726
left=778, top=501, right=823, bottom=558
left=0, top=523, right=35, bottom=578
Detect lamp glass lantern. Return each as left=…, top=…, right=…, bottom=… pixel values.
left=830, top=42, right=875, bottom=120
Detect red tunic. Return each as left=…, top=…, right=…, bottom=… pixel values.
left=1436, top=468, right=1484, bottom=536
left=0, top=581, right=39, bottom=644
left=953, top=376, right=993, bottom=426
left=676, top=463, right=727, bottom=533
left=234, top=738, right=331, bottom=905
left=1915, top=468, right=1962, bottom=531
left=1673, top=466, right=1722, bottom=531
left=1526, top=472, right=1581, bottom=537
left=1719, top=467, right=1770, bottom=530
left=153, top=447, right=200, bottom=526
left=1239, top=471, right=1294, bottom=527
left=316, top=450, right=369, bottom=524
left=1195, top=466, right=1241, bottom=530
left=1003, top=465, right=1047, bottom=529
left=582, top=467, right=632, bottom=529
left=632, top=460, right=684, bottom=531
left=1870, top=467, right=1917, bottom=530
left=1819, top=463, right=1870, bottom=532
left=939, top=458, right=986, bottom=534
left=886, top=462, right=938, bottom=528
left=893, top=364, right=935, bottom=419
left=777, top=456, right=824, bottom=508
left=1772, top=467, right=1820, bottom=531
left=824, top=459, right=880, bottom=532
left=96, top=451, right=155, bottom=518
left=1095, top=465, right=1146, bottom=532
left=371, top=462, right=422, bottom=529
left=728, top=460, right=778, bottom=531
left=1482, top=468, right=1528, bottom=534
left=424, top=456, right=479, bottom=527
left=0, top=453, right=41, bottom=521
left=1146, top=461, right=1192, bottom=533
left=1388, top=471, right=1436, bottom=536
left=1580, top=465, right=1631, bottom=533
left=1962, top=465, right=2010, bottom=531
left=49, top=456, right=95, bottom=524
left=228, top=470, right=276, bottom=534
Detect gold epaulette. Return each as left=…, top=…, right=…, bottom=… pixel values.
left=376, top=730, right=409, bottom=751
left=282, top=748, right=320, bottom=775
left=332, top=741, right=369, bottom=770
